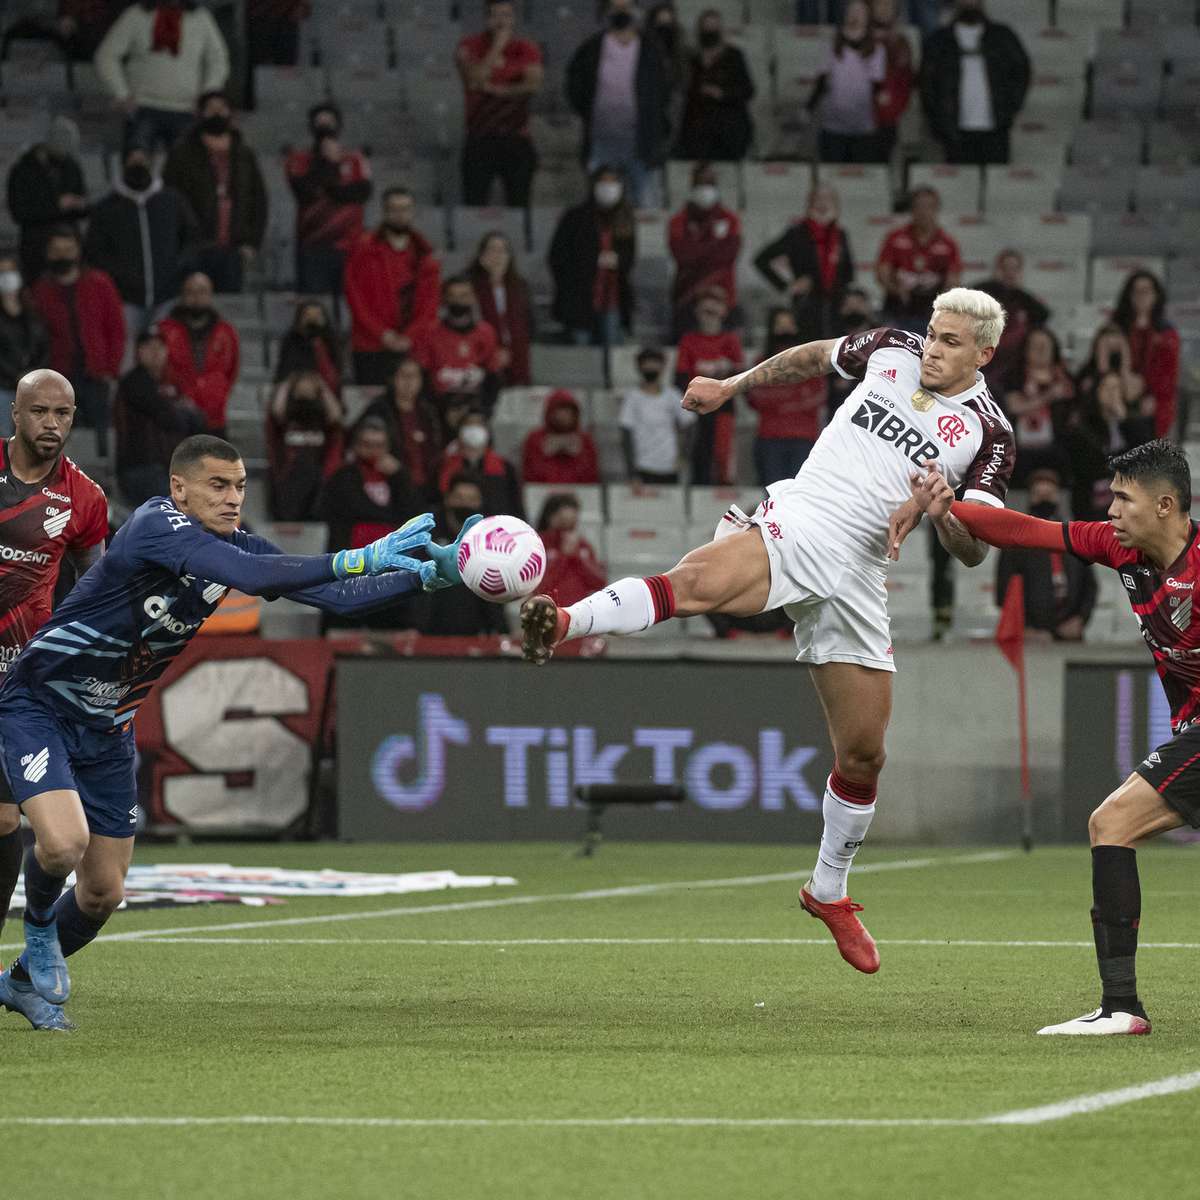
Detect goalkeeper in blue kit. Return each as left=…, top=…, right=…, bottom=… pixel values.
left=0, top=435, right=476, bottom=1030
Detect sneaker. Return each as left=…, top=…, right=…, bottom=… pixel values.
left=799, top=883, right=880, bottom=974
left=22, top=918, right=70, bottom=1005
left=0, top=968, right=74, bottom=1031
left=520, top=594, right=568, bottom=666
left=1036, top=1007, right=1151, bottom=1036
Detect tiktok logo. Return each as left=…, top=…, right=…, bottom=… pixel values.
left=371, top=693, right=470, bottom=810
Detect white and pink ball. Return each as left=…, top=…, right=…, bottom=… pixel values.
left=457, top=515, right=546, bottom=603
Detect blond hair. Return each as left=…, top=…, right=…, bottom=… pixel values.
left=931, top=287, right=1007, bottom=349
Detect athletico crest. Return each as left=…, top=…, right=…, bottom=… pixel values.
left=43, top=506, right=70, bottom=538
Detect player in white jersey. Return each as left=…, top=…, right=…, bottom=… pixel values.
left=520, top=288, right=1016, bottom=973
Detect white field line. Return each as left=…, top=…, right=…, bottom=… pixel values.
left=1, top=1070, right=1198, bottom=1131
left=102, top=936, right=1200, bottom=949
left=0, top=850, right=1014, bottom=954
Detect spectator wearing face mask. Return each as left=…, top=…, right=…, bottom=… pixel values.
left=455, top=0, right=544, bottom=207
left=95, top=0, right=231, bottom=155
left=807, top=1, right=888, bottom=164
left=345, top=186, right=441, bottom=387
left=753, top=184, right=853, bottom=343
left=285, top=103, right=373, bottom=299
left=995, top=469, right=1096, bottom=643
left=1113, top=270, right=1180, bottom=441
left=31, top=226, right=126, bottom=457
left=356, top=356, right=442, bottom=504
left=973, top=248, right=1050, bottom=391
left=676, top=9, right=755, bottom=162
left=645, top=3, right=689, bottom=101
left=421, top=474, right=507, bottom=637
left=747, top=307, right=826, bottom=486
left=113, top=326, right=205, bottom=506
left=410, top=276, right=505, bottom=418
left=467, top=232, right=533, bottom=387
left=521, top=389, right=599, bottom=486
left=620, top=345, right=693, bottom=484
left=548, top=167, right=636, bottom=347
left=0, top=250, right=49, bottom=438
left=85, top=143, right=199, bottom=338
left=156, top=271, right=238, bottom=435
left=273, top=299, right=342, bottom=396
left=668, top=163, right=742, bottom=341
left=318, top=415, right=414, bottom=553
left=162, top=90, right=267, bottom=294
left=437, top=409, right=523, bottom=518
left=6, top=115, right=87, bottom=283
left=827, top=286, right=877, bottom=413
left=919, top=0, right=1030, bottom=165
left=266, top=368, right=345, bottom=522
left=536, top=494, right=607, bottom=608
left=566, top=0, right=670, bottom=207
left=1001, top=326, right=1074, bottom=487
left=1064, top=371, right=1155, bottom=522
left=675, top=286, right=743, bottom=485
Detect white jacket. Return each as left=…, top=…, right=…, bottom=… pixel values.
left=95, top=5, right=229, bottom=113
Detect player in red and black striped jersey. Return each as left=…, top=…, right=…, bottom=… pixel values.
left=896, top=439, right=1196, bottom=1037
left=0, top=370, right=107, bottom=966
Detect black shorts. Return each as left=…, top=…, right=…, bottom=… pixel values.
left=1134, top=724, right=1200, bottom=828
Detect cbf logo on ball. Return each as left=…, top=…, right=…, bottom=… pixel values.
left=371, top=693, right=823, bottom=813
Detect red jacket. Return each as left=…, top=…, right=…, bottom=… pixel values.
left=30, top=269, right=125, bottom=380
left=158, top=312, right=240, bottom=431
left=521, top=390, right=599, bottom=485
left=410, top=316, right=502, bottom=397
left=538, top=527, right=607, bottom=608
left=1126, top=324, right=1181, bottom=439
left=344, top=229, right=441, bottom=352
left=668, top=203, right=741, bottom=313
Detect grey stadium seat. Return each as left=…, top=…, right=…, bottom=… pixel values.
left=1056, top=165, right=1133, bottom=214
left=1069, top=120, right=1144, bottom=165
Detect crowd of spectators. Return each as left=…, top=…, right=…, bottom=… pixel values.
left=0, top=0, right=1189, bottom=643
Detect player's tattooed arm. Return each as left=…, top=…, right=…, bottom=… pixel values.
left=682, top=339, right=838, bottom=414
left=932, top=503, right=990, bottom=568
left=904, top=463, right=988, bottom=567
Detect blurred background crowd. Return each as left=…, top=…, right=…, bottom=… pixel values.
left=0, top=0, right=1197, bottom=642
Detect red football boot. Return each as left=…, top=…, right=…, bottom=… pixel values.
left=520, top=594, right=569, bottom=666
left=799, top=884, right=881, bottom=974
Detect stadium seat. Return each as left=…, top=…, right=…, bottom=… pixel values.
left=1010, top=118, right=1071, bottom=166
left=0, top=56, right=69, bottom=100
left=772, top=25, right=830, bottom=111
left=449, top=206, right=530, bottom=256
left=1016, top=211, right=1092, bottom=258
left=1162, top=57, right=1200, bottom=118
left=1090, top=255, right=1165, bottom=305
left=1068, top=119, right=1144, bottom=165
left=262, top=522, right=329, bottom=557
left=687, top=485, right=764, bottom=525
left=1057, top=165, right=1134, bottom=214
left=1134, top=165, right=1200, bottom=213
left=340, top=386, right=383, bottom=426
left=1147, top=120, right=1200, bottom=165
left=605, top=524, right=686, bottom=566
left=1167, top=257, right=1200, bottom=300
left=818, top=163, right=891, bottom=218
left=607, top=484, right=687, bottom=525
left=1090, top=40, right=1164, bottom=120
left=529, top=344, right=607, bottom=389
left=1127, top=0, right=1197, bottom=27
left=1091, top=212, right=1189, bottom=257
left=941, top=215, right=1005, bottom=277
left=254, top=66, right=329, bottom=108
left=907, top=164, right=981, bottom=214
left=674, top=0, right=745, bottom=27
left=523, top=482, right=605, bottom=525
left=1024, top=256, right=1088, bottom=310
left=984, top=165, right=1062, bottom=217
left=633, top=209, right=670, bottom=260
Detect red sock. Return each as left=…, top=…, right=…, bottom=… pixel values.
left=830, top=764, right=877, bottom=805
left=644, top=575, right=675, bottom=624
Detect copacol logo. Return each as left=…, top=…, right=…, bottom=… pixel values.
left=371, top=693, right=824, bottom=813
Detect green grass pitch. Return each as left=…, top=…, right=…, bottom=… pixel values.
left=1, top=841, right=1196, bottom=1200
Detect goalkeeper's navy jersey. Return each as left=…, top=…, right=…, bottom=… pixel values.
left=2, top=497, right=265, bottom=730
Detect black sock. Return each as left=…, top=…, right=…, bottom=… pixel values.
left=0, top=827, right=23, bottom=940
left=53, top=887, right=108, bottom=958
left=1091, top=845, right=1145, bottom=1016
left=21, top=846, right=66, bottom=927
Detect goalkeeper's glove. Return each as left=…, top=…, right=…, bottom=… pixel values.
left=331, top=513, right=435, bottom=579
left=420, top=513, right=484, bottom=591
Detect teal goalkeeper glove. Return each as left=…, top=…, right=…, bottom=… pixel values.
left=331, top=513, right=435, bottom=579
left=420, top=513, right=484, bottom=591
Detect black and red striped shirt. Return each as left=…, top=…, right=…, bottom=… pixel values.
left=0, top=440, right=108, bottom=674
left=1067, top=519, right=1200, bottom=732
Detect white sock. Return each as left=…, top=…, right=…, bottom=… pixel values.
left=809, top=776, right=877, bottom=902
left=565, top=576, right=670, bottom=638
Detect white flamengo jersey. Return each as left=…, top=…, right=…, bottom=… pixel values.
left=784, top=326, right=1016, bottom=563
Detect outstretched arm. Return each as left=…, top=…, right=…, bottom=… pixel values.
left=947, top=500, right=1067, bottom=552
left=682, top=338, right=838, bottom=414
left=285, top=571, right=423, bottom=615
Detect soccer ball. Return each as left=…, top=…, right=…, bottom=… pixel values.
left=457, top=515, right=546, bottom=603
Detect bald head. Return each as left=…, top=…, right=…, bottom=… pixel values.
left=11, top=369, right=75, bottom=466
left=15, top=369, right=74, bottom=409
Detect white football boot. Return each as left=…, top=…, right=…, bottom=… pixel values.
left=1036, top=1008, right=1151, bottom=1036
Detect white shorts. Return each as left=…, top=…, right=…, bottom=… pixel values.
left=719, top=487, right=894, bottom=672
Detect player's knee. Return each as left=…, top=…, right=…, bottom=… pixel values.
left=1089, top=795, right=1129, bottom=846
left=77, top=878, right=123, bottom=918
left=667, top=561, right=719, bottom=613
left=37, top=832, right=89, bottom=875
left=838, top=744, right=886, bottom=784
